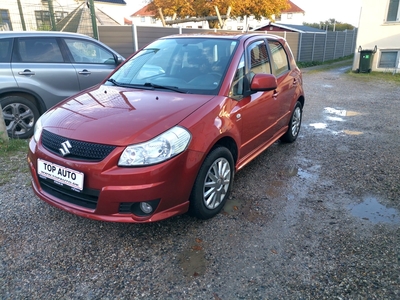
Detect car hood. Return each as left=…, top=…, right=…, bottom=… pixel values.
left=42, top=85, right=214, bottom=145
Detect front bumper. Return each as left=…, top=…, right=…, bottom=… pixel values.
left=28, top=137, right=203, bottom=223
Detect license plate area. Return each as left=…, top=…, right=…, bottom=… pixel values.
left=37, top=159, right=84, bottom=192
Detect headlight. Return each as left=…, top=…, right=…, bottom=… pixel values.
left=33, top=116, right=43, bottom=143
left=118, top=126, right=191, bottom=166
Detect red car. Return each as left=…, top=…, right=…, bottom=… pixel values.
left=28, top=32, right=305, bottom=223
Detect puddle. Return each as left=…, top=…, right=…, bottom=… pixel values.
left=310, top=123, right=327, bottom=129
left=324, top=107, right=362, bottom=117
left=342, top=130, right=363, bottom=135
left=177, top=240, right=207, bottom=278
left=347, top=197, right=400, bottom=224
left=223, top=197, right=241, bottom=215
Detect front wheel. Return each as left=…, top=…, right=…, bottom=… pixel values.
left=189, top=147, right=234, bottom=219
left=0, top=96, right=40, bottom=139
left=280, top=101, right=302, bottom=143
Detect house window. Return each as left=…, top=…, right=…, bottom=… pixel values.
left=387, top=0, right=400, bottom=21
left=379, top=51, right=399, bottom=68
left=141, top=16, right=145, bottom=22
left=55, top=11, right=68, bottom=23
left=35, top=10, right=51, bottom=30
left=151, top=17, right=156, bottom=24
left=0, top=9, right=12, bottom=30
left=287, top=13, right=293, bottom=19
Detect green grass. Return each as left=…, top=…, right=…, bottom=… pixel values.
left=0, top=138, right=29, bottom=155
left=299, top=55, right=400, bottom=83
left=297, top=55, right=354, bottom=69
left=0, top=138, right=30, bottom=185
left=347, top=69, right=400, bottom=84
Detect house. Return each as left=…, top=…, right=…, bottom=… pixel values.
left=254, top=23, right=326, bottom=33
left=274, top=0, right=305, bottom=25
left=353, top=0, right=400, bottom=72
left=126, top=0, right=306, bottom=30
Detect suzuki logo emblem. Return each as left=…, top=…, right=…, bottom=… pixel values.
left=59, top=140, right=72, bottom=156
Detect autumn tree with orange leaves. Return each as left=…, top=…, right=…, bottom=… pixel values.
left=146, top=0, right=289, bottom=29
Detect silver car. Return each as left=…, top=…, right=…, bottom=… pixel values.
left=0, top=31, right=124, bottom=138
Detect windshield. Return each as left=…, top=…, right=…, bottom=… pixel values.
left=108, top=38, right=238, bottom=95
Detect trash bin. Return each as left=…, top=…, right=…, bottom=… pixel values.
left=357, top=45, right=377, bottom=73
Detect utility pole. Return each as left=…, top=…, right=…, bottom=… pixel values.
left=87, top=0, right=98, bottom=39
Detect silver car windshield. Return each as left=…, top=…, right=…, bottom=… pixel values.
left=108, top=38, right=238, bottom=95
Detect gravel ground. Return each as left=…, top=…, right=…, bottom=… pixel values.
left=1, top=63, right=399, bottom=299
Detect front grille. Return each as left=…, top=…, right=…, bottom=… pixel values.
left=41, top=129, right=116, bottom=161
left=39, top=177, right=99, bottom=209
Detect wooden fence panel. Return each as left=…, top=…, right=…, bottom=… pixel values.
left=98, top=25, right=357, bottom=63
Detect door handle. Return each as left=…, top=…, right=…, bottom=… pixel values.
left=273, top=90, right=279, bottom=98
left=18, top=69, right=35, bottom=76
left=78, top=69, right=91, bottom=75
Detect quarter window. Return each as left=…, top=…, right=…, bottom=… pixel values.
left=229, top=54, right=245, bottom=99
left=0, top=38, right=12, bottom=63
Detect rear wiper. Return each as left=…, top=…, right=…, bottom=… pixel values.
left=144, top=82, right=187, bottom=93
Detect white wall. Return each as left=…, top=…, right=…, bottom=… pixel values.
left=353, top=0, right=400, bottom=72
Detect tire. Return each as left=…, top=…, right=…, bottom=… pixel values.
left=0, top=96, right=40, bottom=139
left=189, top=147, right=234, bottom=219
left=280, top=101, right=302, bottom=143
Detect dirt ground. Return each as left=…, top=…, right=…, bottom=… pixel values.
left=1, top=63, right=399, bottom=299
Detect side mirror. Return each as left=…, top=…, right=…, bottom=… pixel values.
left=250, top=73, right=277, bottom=91
left=116, top=57, right=125, bottom=65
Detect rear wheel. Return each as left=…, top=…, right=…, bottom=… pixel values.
left=189, top=147, right=234, bottom=219
left=0, top=96, right=40, bottom=139
left=280, top=101, right=302, bottom=143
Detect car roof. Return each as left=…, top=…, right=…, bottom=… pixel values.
left=161, top=31, right=285, bottom=42
left=0, top=31, right=94, bottom=40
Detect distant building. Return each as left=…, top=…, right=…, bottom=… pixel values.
left=126, top=0, right=306, bottom=30
left=254, top=23, right=326, bottom=33
left=274, top=0, right=305, bottom=25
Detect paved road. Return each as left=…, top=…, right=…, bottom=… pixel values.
left=1, top=64, right=399, bottom=299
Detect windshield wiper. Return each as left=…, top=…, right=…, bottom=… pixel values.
left=106, top=79, right=153, bottom=90
left=144, top=82, right=186, bottom=93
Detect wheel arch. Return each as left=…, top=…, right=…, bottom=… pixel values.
left=0, top=89, right=47, bottom=114
left=209, top=136, right=238, bottom=166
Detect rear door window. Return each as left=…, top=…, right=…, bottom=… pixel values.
left=15, top=37, right=64, bottom=63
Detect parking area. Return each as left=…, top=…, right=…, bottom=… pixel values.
left=1, top=63, right=399, bottom=299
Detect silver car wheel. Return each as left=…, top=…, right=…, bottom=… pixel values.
left=291, top=106, right=301, bottom=137
left=3, top=102, right=35, bottom=137
left=203, top=157, right=231, bottom=210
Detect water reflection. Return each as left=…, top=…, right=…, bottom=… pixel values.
left=347, top=196, right=400, bottom=224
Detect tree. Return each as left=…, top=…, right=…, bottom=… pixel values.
left=303, top=19, right=355, bottom=31
left=146, top=0, right=289, bottom=28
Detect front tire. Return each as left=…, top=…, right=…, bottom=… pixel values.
left=189, top=147, right=234, bottom=219
left=0, top=96, right=40, bottom=139
left=280, top=101, right=302, bottom=143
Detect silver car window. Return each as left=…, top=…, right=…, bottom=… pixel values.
left=16, top=37, right=63, bottom=63
left=64, top=38, right=115, bottom=64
